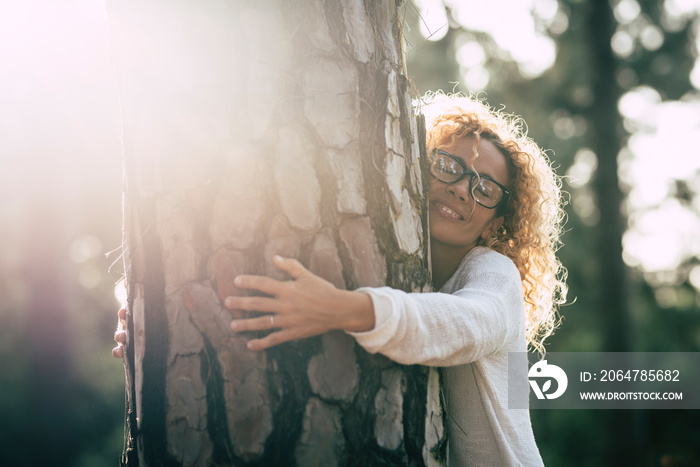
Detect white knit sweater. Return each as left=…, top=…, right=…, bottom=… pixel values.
left=348, top=246, right=543, bottom=466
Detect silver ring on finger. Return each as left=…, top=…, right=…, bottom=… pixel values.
left=269, top=315, right=275, bottom=328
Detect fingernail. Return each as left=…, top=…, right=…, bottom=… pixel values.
left=247, top=341, right=256, bottom=350
left=234, top=276, right=242, bottom=286
left=230, top=321, right=238, bottom=331
left=225, top=297, right=233, bottom=307
left=274, top=255, right=283, bottom=262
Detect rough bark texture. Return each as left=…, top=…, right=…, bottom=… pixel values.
left=109, top=0, right=445, bottom=465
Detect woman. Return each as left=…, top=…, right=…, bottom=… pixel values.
left=114, top=93, right=567, bottom=465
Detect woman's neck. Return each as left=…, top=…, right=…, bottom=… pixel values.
left=430, top=241, right=474, bottom=290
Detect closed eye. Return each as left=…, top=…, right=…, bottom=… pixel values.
left=475, top=180, right=500, bottom=201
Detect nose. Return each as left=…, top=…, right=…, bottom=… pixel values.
left=447, top=178, right=473, bottom=203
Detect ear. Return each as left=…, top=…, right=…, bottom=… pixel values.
left=480, top=216, right=504, bottom=241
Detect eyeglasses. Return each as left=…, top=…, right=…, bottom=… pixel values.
left=430, top=149, right=511, bottom=211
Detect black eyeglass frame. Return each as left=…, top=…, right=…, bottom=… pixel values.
left=430, top=149, right=511, bottom=213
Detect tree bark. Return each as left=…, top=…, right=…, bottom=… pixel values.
left=109, top=1, right=444, bottom=465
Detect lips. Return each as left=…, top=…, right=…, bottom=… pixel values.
left=432, top=201, right=464, bottom=221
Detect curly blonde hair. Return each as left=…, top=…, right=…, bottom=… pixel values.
left=420, top=92, right=568, bottom=353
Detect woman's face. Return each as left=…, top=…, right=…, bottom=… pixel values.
left=428, top=135, right=510, bottom=258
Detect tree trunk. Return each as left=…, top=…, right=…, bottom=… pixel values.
left=109, top=0, right=444, bottom=465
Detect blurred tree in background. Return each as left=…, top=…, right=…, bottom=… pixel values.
left=1, top=0, right=699, bottom=466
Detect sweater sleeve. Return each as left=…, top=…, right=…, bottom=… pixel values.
left=346, top=249, right=525, bottom=367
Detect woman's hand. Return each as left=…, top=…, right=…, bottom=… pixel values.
left=112, top=307, right=127, bottom=359
left=225, top=255, right=375, bottom=351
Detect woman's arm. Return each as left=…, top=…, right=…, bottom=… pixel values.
left=111, top=256, right=373, bottom=357
left=348, top=282, right=523, bottom=366
left=227, top=252, right=524, bottom=366
left=115, top=253, right=523, bottom=366
left=225, top=255, right=375, bottom=351
left=349, top=250, right=525, bottom=366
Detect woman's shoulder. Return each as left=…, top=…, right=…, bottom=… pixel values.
left=444, top=246, right=522, bottom=294
left=463, top=246, right=519, bottom=276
